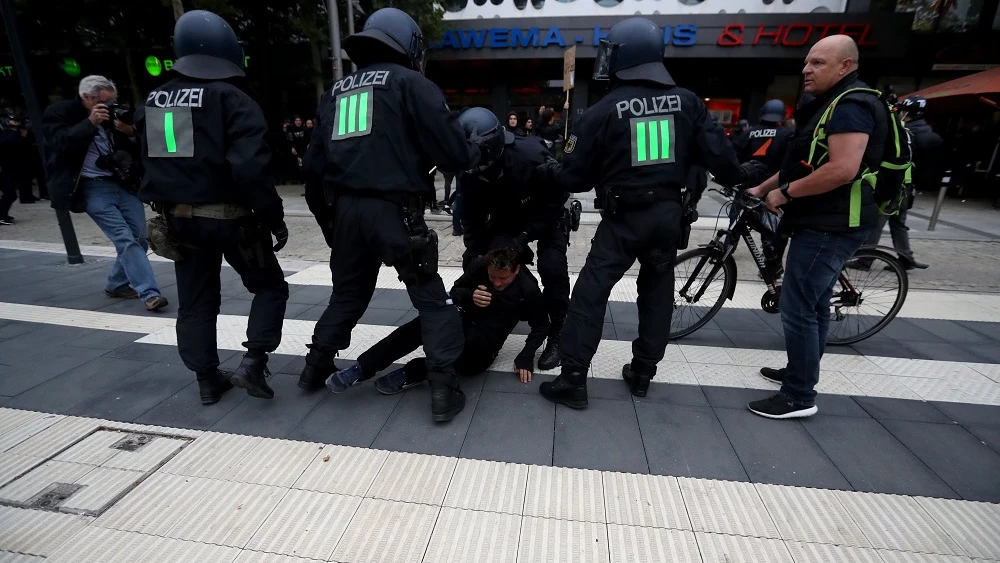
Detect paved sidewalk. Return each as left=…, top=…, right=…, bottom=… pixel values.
left=0, top=245, right=998, bottom=562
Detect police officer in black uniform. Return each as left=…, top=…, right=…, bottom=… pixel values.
left=455, top=107, right=571, bottom=371
left=732, top=99, right=794, bottom=277
left=536, top=18, right=766, bottom=406
left=136, top=11, right=289, bottom=406
left=299, top=8, right=482, bottom=422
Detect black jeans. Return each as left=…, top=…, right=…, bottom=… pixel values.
left=357, top=317, right=497, bottom=382
left=311, top=194, right=464, bottom=384
left=170, top=216, right=289, bottom=373
left=561, top=201, right=682, bottom=374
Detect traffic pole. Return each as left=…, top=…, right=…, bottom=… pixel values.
left=328, top=0, right=343, bottom=80
left=0, top=0, right=83, bottom=264
left=927, top=169, right=951, bottom=232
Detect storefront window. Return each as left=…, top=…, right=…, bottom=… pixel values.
left=895, top=0, right=983, bottom=32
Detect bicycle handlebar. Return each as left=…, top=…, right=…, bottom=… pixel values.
left=711, top=185, right=765, bottom=210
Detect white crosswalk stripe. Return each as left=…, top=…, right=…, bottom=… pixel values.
left=1, top=302, right=998, bottom=406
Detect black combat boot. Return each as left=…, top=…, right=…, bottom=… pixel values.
left=299, top=347, right=336, bottom=392
left=230, top=352, right=274, bottom=400
left=539, top=370, right=588, bottom=409
left=197, top=369, right=234, bottom=405
left=429, top=372, right=466, bottom=423
left=537, top=319, right=563, bottom=371
left=622, top=361, right=656, bottom=398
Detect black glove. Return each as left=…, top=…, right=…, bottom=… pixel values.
left=514, top=350, right=534, bottom=373
left=270, top=220, right=288, bottom=252
left=737, top=160, right=771, bottom=188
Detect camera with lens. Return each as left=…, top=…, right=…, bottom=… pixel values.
left=100, top=101, right=132, bottom=127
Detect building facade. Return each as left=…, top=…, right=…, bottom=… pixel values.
left=422, top=0, right=968, bottom=129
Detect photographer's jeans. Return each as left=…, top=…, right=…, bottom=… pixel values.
left=82, top=178, right=161, bottom=301
left=779, top=228, right=869, bottom=406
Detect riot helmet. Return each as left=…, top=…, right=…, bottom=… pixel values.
left=457, top=107, right=512, bottom=175
left=593, top=18, right=674, bottom=87
left=759, top=99, right=786, bottom=124
left=898, top=95, right=928, bottom=120
left=343, top=8, right=426, bottom=72
left=172, top=10, right=245, bottom=80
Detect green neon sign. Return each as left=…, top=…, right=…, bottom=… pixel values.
left=61, top=58, right=80, bottom=77
left=145, top=55, right=251, bottom=76
left=145, top=56, right=163, bottom=77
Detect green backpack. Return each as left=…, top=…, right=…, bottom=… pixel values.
left=807, top=88, right=914, bottom=226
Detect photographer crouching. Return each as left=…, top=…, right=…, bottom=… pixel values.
left=42, top=75, right=167, bottom=311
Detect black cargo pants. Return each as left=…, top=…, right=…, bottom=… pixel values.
left=311, top=194, right=464, bottom=385
left=537, top=218, right=571, bottom=325
left=560, top=201, right=682, bottom=374
left=170, top=216, right=289, bottom=374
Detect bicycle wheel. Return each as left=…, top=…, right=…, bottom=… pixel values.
left=827, top=248, right=908, bottom=345
left=671, top=247, right=736, bottom=339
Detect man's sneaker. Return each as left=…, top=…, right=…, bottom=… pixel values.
left=326, top=363, right=365, bottom=393
left=0, top=216, right=14, bottom=225
left=431, top=380, right=465, bottom=422
left=375, top=367, right=422, bottom=395
left=104, top=287, right=139, bottom=299
left=748, top=393, right=818, bottom=419
left=759, top=367, right=787, bottom=384
left=299, top=349, right=336, bottom=392
left=144, top=295, right=169, bottom=311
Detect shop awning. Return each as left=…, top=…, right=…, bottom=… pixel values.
left=907, top=68, right=1000, bottom=111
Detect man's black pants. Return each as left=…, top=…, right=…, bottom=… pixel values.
left=170, top=216, right=289, bottom=374
left=560, top=201, right=682, bottom=374
left=537, top=219, right=571, bottom=324
left=357, top=317, right=497, bottom=383
left=311, top=194, right=464, bottom=385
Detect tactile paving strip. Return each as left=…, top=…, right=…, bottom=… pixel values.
left=43, top=526, right=240, bottom=563
left=159, top=480, right=286, bottom=548
left=0, top=454, right=42, bottom=487
left=524, top=465, right=606, bottom=523
left=367, top=451, right=457, bottom=506
left=755, top=483, right=872, bottom=548
left=518, top=516, right=609, bottom=563
left=916, top=496, right=1000, bottom=560
left=233, top=551, right=319, bottom=563
left=695, top=531, right=794, bottom=563
left=292, top=444, right=389, bottom=497
left=0, top=505, right=91, bottom=557
left=0, top=550, right=45, bottom=563
left=0, top=409, right=46, bottom=437
left=329, top=498, right=439, bottom=563
left=0, top=414, right=63, bottom=454
left=159, top=432, right=262, bottom=479
left=95, top=473, right=211, bottom=535
left=443, top=458, right=528, bottom=515
left=603, top=473, right=690, bottom=530
left=58, top=467, right=144, bottom=513
left=783, top=541, right=884, bottom=563
left=678, top=478, right=780, bottom=539
left=221, top=438, right=321, bottom=488
left=0, top=460, right=93, bottom=504
left=244, top=488, right=361, bottom=560
left=423, top=507, right=521, bottom=563
left=876, top=550, right=977, bottom=563
left=607, top=525, right=699, bottom=563
left=835, top=491, right=964, bottom=556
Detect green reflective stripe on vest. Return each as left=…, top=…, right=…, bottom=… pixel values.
left=807, top=87, right=884, bottom=227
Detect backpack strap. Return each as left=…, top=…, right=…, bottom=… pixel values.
left=807, top=87, right=884, bottom=227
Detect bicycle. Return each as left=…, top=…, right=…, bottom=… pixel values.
left=670, top=185, right=909, bottom=345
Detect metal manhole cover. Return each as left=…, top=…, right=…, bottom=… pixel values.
left=26, top=483, right=83, bottom=509
left=111, top=434, right=155, bottom=452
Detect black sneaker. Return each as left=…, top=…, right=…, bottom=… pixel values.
left=0, top=216, right=14, bottom=225
left=431, top=381, right=466, bottom=422
left=375, top=367, right=422, bottom=395
left=622, top=363, right=654, bottom=398
left=759, top=367, right=787, bottom=384
left=748, top=393, right=817, bottom=419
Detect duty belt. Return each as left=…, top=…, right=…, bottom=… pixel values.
left=168, top=203, right=251, bottom=220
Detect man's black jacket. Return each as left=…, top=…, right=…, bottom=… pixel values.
left=449, top=262, right=550, bottom=371
left=41, top=97, right=134, bottom=211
